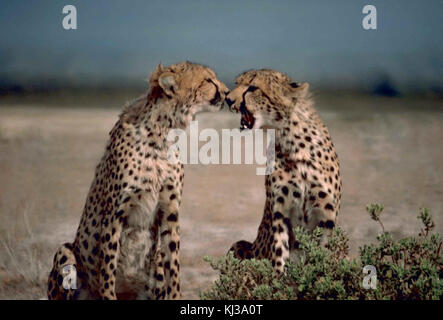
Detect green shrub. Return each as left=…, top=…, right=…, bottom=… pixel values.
left=201, top=205, right=442, bottom=300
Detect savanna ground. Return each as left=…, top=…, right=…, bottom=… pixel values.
left=0, top=90, right=442, bottom=299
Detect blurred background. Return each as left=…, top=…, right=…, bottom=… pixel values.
left=0, top=0, right=442, bottom=299
left=1, top=0, right=442, bottom=94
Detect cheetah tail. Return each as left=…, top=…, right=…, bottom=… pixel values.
left=229, top=240, right=254, bottom=260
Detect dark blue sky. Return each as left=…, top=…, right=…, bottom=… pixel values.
left=1, top=0, right=442, bottom=91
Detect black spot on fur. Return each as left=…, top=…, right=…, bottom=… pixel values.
left=155, top=273, right=164, bottom=281
left=282, top=186, right=289, bottom=195
left=274, top=212, right=283, bottom=220
left=325, top=220, right=335, bottom=229
left=57, top=275, right=63, bottom=286
left=169, top=241, right=177, bottom=252
left=167, top=214, right=178, bottom=222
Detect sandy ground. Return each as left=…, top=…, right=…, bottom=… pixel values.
left=0, top=92, right=442, bottom=299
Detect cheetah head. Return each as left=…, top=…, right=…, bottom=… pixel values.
left=226, top=69, right=309, bottom=130
left=148, top=62, right=229, bottom=123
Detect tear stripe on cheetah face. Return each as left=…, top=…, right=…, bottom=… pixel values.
left=47, top=61, right=228, bottom=300
left=227, top=69, right=342, bottom=274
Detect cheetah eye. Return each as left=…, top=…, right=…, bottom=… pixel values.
left=246, top=85, right=259, bottom=92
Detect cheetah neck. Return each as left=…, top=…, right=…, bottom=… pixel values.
left=119, top=95, right=194, bottom=153
left=145, top=100, right=189, bottom=129
left=275, top=98, right=317, bottom=160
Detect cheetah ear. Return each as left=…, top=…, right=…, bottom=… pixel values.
left=152, top=63, right=163, bottom=77
left=158, top=72, right=178, bottom=97
left=148, top=63, right=164, bottom=87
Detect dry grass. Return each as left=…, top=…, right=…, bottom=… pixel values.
left=0, top=92, right=442, bottom=299
left=0, top=206, right=50, bottom=299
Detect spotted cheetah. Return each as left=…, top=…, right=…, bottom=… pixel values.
left=47, top=62, right=228, bottom=300
left=225, top=69, right=341, bottom=274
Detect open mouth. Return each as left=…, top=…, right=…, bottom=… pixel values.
left=240, top=107, right=255, bottom=131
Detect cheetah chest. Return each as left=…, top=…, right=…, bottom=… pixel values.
left=116, top=198, right=159, bottom=293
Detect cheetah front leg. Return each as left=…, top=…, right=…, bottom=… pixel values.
left=269, top=185, right=293, bottom=275
left=97, top=198, right=135, bottom=300
left=157, top=181, right=182, bottom=299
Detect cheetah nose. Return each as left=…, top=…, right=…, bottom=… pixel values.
left=226, top=98, right=234, bottom=107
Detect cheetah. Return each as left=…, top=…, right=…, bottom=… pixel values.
left=225, top=69, right=341, bottom=274
left=47, top=62, right=229, bottom=300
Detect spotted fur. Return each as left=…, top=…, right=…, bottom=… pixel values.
left=47, top=62, right=228, bottom=300
left=226, top=69, right=342, bottom=274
